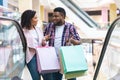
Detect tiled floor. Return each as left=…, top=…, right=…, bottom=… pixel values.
left=21, top=66, right=32, bottom=80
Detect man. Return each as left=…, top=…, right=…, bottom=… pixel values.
left=43, top=7, right=81, bottom=80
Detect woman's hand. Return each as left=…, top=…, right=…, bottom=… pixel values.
left=41, top=38, right=46, bottom=46
left=41, top=34, right=50, bottom=46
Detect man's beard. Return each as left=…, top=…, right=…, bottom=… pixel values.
left=54, top=20, right=63, bottom=26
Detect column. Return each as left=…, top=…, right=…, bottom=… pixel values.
left=109, top=3, right=117, bottom=24
left=32, top=0, right=40, bottom=21
left=32, top=0, right=41, bottom=28
left=40, top=5, right=45, bottom=21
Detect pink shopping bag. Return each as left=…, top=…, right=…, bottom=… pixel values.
left=36, top=46, right=60, bottom=73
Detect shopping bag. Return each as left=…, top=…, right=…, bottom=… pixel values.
left=36, top=46, right=60, bottom=73
left=65, top=71, right=87, bottom=79
left=59, top=55, right=87, bottom=79
left=59, top=45, right=88, bottom=79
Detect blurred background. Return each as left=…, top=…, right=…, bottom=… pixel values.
left=0, top=0, right=120, bottom=80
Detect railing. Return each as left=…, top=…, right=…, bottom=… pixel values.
left=93, top=17, right=120, bottom=80
left=60, top=0, right=100, bottom=28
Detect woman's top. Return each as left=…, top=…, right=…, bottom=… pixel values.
left=23, top=27, right=43, bottom=63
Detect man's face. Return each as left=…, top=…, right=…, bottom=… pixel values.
left=52, top=12, right=64, bottom=25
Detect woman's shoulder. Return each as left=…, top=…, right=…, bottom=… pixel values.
left=35, top=26, right=42, bottom=31
left=22, top=28, right=28, bottom=32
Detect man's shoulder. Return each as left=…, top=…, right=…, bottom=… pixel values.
left=47, top=22, right=54, bottom=26
left=65, top=22, right=74, bottom=28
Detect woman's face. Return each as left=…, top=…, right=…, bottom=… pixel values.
left=31, top=13, right=38, bottom=27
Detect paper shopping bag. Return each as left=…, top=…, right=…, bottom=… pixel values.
left=64, top=71, right=87, bottom=79
left=36, top=47, right=60, bottom=73
left=59, top=54, right=87, bottom=79
left=59, top=45, right=88, bottom=79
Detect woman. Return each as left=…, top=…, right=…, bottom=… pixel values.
left=21, top=10, right=52, bottom=80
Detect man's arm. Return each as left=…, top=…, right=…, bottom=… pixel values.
left=69, top=25, right=81, bottom=45
left=70, top=38, right=81, bottom=45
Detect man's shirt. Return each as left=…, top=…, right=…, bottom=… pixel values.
left=44, top=22, right=80, bottom=46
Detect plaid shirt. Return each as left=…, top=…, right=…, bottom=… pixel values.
left=44, top=22, right=80, bottom=46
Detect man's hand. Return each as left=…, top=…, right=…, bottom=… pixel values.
left=69, top=36, right=81, bottom=45
left=44, top=34, right=50, bottom=41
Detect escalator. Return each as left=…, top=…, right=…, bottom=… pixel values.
left=0, top=6, right=21, bottom=21
left=51, top=0, right=107, bottom=39
left=0, top=13, right=26, bottom=80
left=93, top=17, right=120, bottom=80
left=60, top=0, right=100, bottom=28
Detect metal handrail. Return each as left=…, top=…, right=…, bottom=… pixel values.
left=93, top=17, right=120, bottom=80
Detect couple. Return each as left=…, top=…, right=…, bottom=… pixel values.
left=21, top=7, right=81, bottom=80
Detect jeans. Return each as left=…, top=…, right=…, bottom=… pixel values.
left=42, top=72, right=62, bottom=80
left=52, top=72, right=76, bottom=80
left=27, top=55, right=76, bottom=80
left=27, top=54, right=53, bottom=80
left=68, top=78, right=76, bottom=80
left=27, top=55, right=40, bottom=80
left=52, top=72, right=63, bottom=80
left=42, top=73, right=54, bottom=80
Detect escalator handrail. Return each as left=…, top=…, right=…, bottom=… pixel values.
left=93, top=17, right=120, bottom=80
left=60, top=0, right=100, bottom=28
left=68, top=0, right=100, bottom=28
left=0, top=17, right=27, bottom=53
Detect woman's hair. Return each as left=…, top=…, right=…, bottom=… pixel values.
left=21, top=10, right=36, bottom=29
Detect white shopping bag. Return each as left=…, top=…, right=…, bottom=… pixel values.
left=36, top=46, right=60, bottom=73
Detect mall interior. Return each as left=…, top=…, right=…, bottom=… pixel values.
left=0, top=0, right=120, bottom=80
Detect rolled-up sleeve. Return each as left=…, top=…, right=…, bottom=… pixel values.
left=70, top=25, right=80, bottom=41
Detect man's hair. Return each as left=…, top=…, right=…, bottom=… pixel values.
left=53, top=7, right=66, bottom=18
